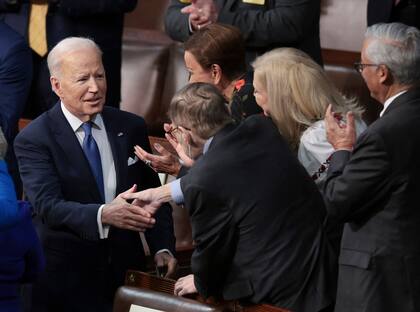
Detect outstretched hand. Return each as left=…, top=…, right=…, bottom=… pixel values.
left=325, top=104, right=356, bottom=151
left=101, top=185, right=156, bottom=232
left=121, top=185, right=172, bottom=215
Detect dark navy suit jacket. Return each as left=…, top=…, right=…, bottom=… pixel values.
left=0, top=21, right=32, bottom=195
left=14, top=103, right=175, bottom=311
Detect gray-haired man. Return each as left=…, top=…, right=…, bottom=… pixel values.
left=324, top=22, right=420, bottom=312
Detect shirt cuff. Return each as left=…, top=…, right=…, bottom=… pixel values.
left=170, top=179, right=184, bottom=205
left=155, top=249, right=174, bottom=258
left=97, top=204, right=110, bottom=239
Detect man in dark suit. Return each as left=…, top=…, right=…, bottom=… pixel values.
left=165, top=0, right=322, bottom=66
left=0, top=21, right=32, bottom=195
left=14, top=37, right=176, bottom=312
left=0, top=0, right=137, bottom=117
left=323, top=22, right=420, bottom=312
left=124, top=83, right=335, bottom=312
left=367, top=0, right=419, bottom=28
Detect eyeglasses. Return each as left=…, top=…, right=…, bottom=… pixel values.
left=353, top=62, right=381, bottom=73
left=166, top=125, right=191, bottom=136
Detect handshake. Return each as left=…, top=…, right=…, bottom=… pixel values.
left=101, top=184, right=172, bottom=232
left=0, top=128, right=7, bottom=160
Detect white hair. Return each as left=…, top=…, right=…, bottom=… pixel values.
left=47, top=37, right=102, bottom=77
left=365, top=23, right=420, bottom=85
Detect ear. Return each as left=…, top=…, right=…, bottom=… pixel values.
left=50, top=76, right=62, bottom=97
left=378, top=64, right=391, bottom=84
left=211, top=64, right=222, bottom=85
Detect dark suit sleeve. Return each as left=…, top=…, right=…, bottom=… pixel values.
left=165, top=0, right=318, bottom=47
left=20, top=203, right=45, bottom=282
left=164, top=0, right=191, bottom=42
left=217, top=0, right=318, bottom=48
left=182, top=182, right=236, bottom=298
left=0, top=36, right=32, bottom=142
left=14, top=131, right=101, bottom=241
left=323, top=131, right=392, bottom=223
left=56, top=0, right=137, bottom=17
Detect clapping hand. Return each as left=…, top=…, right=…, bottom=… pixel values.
left=325, top=104, right=356, bottom=151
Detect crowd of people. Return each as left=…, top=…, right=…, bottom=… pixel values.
left=1, top=1, right=420, bottom=312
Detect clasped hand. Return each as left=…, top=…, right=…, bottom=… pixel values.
left=181, top=0, right=218, bottom=31
left=101, top=184, right=157, bottom=232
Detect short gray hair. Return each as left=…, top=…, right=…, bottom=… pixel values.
left=365, top=23, right=420, bottom=85
left=47, top=37, right=102, bottom=77
left=168, top=83, right=233, bottom=139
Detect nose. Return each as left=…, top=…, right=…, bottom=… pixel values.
left=88, top=76, right=99, bottom=93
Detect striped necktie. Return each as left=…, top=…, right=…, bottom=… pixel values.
left=28, top=2, right=49, bottom=57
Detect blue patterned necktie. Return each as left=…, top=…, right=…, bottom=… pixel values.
left=81, top=122, right=105, bottom=201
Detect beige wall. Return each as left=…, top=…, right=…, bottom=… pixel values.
left=124, top=0, right=368, bottom=52
left=320, top=0, right=367, bottom=52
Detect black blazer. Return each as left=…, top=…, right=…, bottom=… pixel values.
left=367, top=0, right=419, bottom=28
left=165, top=0, right=323, bottom=66
left=14, top=103, right=175, bottom=310
left=180, top=115, right=334, bottom=311
left=323, top=88, right=420, bottom=312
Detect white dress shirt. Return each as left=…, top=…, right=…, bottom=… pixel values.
left=380, top=90, right=408, bottom=117
left=298, top=118, right=367, bottom=186
left=61, top=102, right=116, bottom=239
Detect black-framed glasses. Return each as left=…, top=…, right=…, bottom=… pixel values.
left=353, top=62, right=380, bottom=73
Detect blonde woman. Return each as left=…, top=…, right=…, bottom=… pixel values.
left=252, top=48, right=367, bottom=185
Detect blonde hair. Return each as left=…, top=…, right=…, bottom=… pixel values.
left=252, top=48, right=363, bottom=151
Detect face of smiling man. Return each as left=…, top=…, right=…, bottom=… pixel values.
left=51, top=47, right=107, bottom=122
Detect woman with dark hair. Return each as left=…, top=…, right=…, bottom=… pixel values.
left=136, top=23, right=261, bottom=176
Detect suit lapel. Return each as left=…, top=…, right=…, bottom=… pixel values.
left=47, top=102, right=102, bottom=201
left=101, top=108, right=128, bottom=195
left=382, top=87, right=420, bottom=117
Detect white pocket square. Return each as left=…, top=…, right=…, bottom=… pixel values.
left=127, top=156, right=139, bottom=166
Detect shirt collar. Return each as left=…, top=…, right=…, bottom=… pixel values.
left=203, top=136, right=214, bottom=154
left=380, top=90, right=408, bottom=117
left=60, top=101, right=104, bottom=132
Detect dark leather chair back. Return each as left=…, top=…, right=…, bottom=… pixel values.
left=113, top=286, right=222, bottom=312
left=121, top=29, right=188, bottom=136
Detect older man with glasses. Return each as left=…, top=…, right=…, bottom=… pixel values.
left=324, top=22, right=420, bottom=312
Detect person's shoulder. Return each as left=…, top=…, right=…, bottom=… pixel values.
left=102, top=107, right=146, bottom=125
left=0, top=22, right=28, bottom=55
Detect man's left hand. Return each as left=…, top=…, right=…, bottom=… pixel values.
left=174, top=274, right=197, bottom=296
left=154, top=252, right=178, bottom=279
